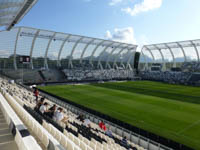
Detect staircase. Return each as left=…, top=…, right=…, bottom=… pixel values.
left=0, top=110, right=18, bottom=150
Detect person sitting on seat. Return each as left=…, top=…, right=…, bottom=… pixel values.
left=53, top=107, right=68, bottom=124
left=105, top=128, right=113, bottom=138
left=33, top=88, right=39, bottom=102
left=45, top=104, right=57, bottom=118
left=39, top=102, right=49, bottom=114
left=121, top=136, right=130, bottom=149
left=99, top=120, right=106, bottom=131
left=34, top=97, right=45, bottom=111
left=76, top=113, right=85, bottom=122
left=83, top=118, right=91, bottom=128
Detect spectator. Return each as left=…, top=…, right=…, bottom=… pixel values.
left=99, top=121, right=106, bottom=131
left=34, top=97, right=45, bottom=111
left=33, top=88, right=39, bottom=102
left=76, top=114, right=85, bottom=122
left=39, top=102, right=49, bottom=114
left=45, top=104, right=57, bottom=118
left=121, top=136, right=130, bottom=149
left=83, top=118, right=91, bottom=128
left=105, top=128, right=113, bottom=138
left=53, top=107, right=68, bottom=124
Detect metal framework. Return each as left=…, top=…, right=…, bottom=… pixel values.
left=0, top=26, right=137, bottom=70
left=140, top=39, right=200, bottom=71
left=0, top=0, right=38, bottom=30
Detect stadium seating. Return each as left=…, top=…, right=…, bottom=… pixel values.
left=0, top=76, right=150, bottom=150
left=0, top=89, right=42, bottom=150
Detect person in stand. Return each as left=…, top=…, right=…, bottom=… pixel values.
left=45, top=104, right=57, bottom=118
left=76, top=114, right=85, bottom=122
left=53, top=107, right=68, bottom=124
left=99, top=120, right=107, bottom=131
left=34, top=97, right=45, bottom=111
left=39, top=102, right=49, bottom=114
left=121, top=136, right=130, bottom=149
left=105, top=128, right=113, bottom=138
left=83, top=118, right=91, bottom=128
left=33, top=88, right=39, bottom=102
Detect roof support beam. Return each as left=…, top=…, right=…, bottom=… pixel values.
left=176, top=42, right=187, bottom=62
left=80, top=39, right=95, bottom=64
left=13, top=27, right=21, bottom=70
left=154, top=45, right=166, bottom=71
left=44, top=33, right=56, bottom=69
left=97, top=42, right=115, bottom=69
left=30, top=29, right=40, bottom=69
left=164, top=43, right=176, bottom=67
left=105, top=43, right=124, bottom=69
left=89, top=40, right=106, bottom=67
left=113, top=46, right=129, bottom=69
left=140, top=50, right=148, bottom=70
left=144, top=46, right=155, bottom=63
left=68, top=37, right=84, bottom=69
left=57, top=35, right=71, bottom=67
left=191, top=41, right=200, bottom=62
left=126, top=50, right=134, bottom=70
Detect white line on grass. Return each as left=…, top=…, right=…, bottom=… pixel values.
left=178, top=119, right=200, bottom=135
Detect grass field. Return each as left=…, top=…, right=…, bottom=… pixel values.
left=39, top=81, right=200, bottom=149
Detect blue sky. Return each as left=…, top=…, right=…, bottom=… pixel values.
left=18, top=0, right=200, bottom=46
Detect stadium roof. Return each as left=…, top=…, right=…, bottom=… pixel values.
left=0, top=0, right=38, bottom=30
left=0, top=26, right=137, bottom=70
left=140, top=39, right=200, bottom=69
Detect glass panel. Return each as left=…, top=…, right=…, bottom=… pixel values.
left=151, top=50, right=162, bottom=63
left=171, top=47, right=184, bottom=62
left=32, top=30, right=54, bottom=68
left=0, top=28, right=18, bottom=69
left=161, top=49, right=173, bottom=62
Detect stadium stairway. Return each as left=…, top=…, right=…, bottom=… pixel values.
left=0, top=109, right=18, bottom=150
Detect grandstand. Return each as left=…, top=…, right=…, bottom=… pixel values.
left=139, top=40, right=200, bottom=85
left=0, top=27, right=137, bottom=83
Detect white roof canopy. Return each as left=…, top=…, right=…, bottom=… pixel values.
left=0, top=0, right=38, bottom=30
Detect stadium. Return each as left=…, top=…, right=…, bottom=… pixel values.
left=0, top=0, right=200, bottom=150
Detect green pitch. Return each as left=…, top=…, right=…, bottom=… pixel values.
left=39, top=81, right=200, bottom=149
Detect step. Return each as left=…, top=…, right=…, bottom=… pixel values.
left=0, top=123, right=8, bottom=129
left=0, top=134, right=14, bottom=144
left=0, top=119, right=6, bottom=124
left=0, top=140, right=18, bottom=150
left=0, top=128, right=10, bottom=135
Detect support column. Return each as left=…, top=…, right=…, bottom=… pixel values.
left=164, top=43, right=176, bottom=67
left=30, top=29, right=40, bottom=69
left=105, top=43, right=124, bottom=69
left=176, top=42, right=187, bottom=62
left=97, top=42, right=115, bottom=69
left=68, top=37, right=84, bottom=69
left=80, top=39, right=95, bottom=64
left=141, top=50, right=148, bottom=71
left=113, top=46, right=129, bottom=69
left=154, top=45, right=166, bottom=71
left=191, top=41, right=200, bottom=62
left=44, top=32, right=56, bottom=69
left=57, top=35, right=71, bottom=67
left=89, top=40, right=106, bottom=67
left=13, top=27, right=21, bottom=70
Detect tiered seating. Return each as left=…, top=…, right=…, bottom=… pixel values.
left=63, top=69, right=135, bottom=81
left=0, top=77, right=147, bottom=150
left=0, top=88, right=42, bottom=150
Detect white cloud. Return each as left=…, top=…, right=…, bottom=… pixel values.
left=122, top=0, right=162, bottom=16
left=105, top=27, right=136, bottom=44
left=109, top=0, right=123, bottom=6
